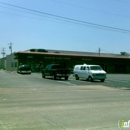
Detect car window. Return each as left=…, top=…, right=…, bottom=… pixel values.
left=46, top=64, right=52, bottom=69
left=90, top=66, right=102, bottom=70
left=83, top=66, right=86, bottom=70
left=52, top=65, right=61, bottom=69
left=80, top=66, right=86, bottom=70
left=80, top=66, right=83, bottom=70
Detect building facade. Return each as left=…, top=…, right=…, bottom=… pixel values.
left=1, top=49, right=130, bottom=73
left=0, top=53, right=18, bottom=71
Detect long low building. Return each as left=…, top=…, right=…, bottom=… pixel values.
left=0, top=48, right=130, bottom=73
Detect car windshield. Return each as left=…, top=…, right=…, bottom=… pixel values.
left=90, top=66, right=102, bottom=70
left=52, top=65, right=62, bottom=69
left=20, top=65, right=30, bottom=70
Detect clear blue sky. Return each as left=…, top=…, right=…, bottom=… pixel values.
left=0, top=0, right=130, bottom=57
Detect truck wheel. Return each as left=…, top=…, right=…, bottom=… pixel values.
left=65, top=76, right=68, bottom=80
left=42, top=73, right=45, bottom=78
left=101, top=79, right=105, bottom=82
left=52, top=75, right=56, bottom=80
left=75, top=75, right=79, bottom=80
left=88, top=76, right=93, bottom=82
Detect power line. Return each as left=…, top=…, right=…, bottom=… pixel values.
left=49, top=0, right=130, bottom=19
left=0, top=2, right=130, bottom=33
left=1, top=0, right=130, bottom=20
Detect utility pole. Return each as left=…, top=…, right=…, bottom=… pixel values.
left=99, top=48, right=101, bottom=55
left=8, top=42, right=13, bottom=54
left=1, top=48, right=6, bottom=58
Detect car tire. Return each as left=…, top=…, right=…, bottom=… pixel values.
left=101, top=79, right=105, bottom=82
left=52, top=75, right=56, bottom=80
left=88, top=76, right=93, bottom=82
left=65, top=76, right=68, bottom=80
left=42, top=73, right=45, bottom=78
left=75, top=75, right=79, bottom=80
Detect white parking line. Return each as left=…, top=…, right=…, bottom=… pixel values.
left=106, top=79, right=129, bottom=83
left=57, top=81, right=77, bottom=86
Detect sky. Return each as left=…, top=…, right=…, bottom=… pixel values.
left=0, top=0, right=130, bottom=57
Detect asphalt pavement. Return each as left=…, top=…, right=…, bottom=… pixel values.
left=0, top=70, right=130, bottom=130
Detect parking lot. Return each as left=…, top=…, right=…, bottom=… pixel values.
left=0, top=70, right=130, bottom=130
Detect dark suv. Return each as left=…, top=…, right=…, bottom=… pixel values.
left=17, top=65, right=31, bottom=74
left=42, top=64, right=70, bottom=80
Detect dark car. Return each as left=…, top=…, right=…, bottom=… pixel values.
left=17, top=65, right=31, bottom=74
left=42, top=64, right=70, bottom=80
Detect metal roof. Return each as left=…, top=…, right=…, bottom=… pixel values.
left=15, top=51, right=130, bottom=59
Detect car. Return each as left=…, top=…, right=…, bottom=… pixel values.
left=17, top=64, right=31, bottom=74
left=42, top=64, right=70, bottom=80
left=73, top=64, right=106, bottom=82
